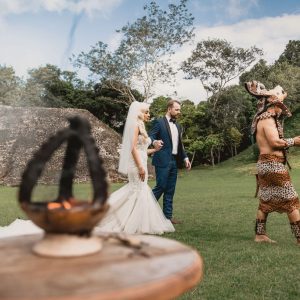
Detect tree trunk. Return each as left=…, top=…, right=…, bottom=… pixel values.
left=210, top=147, right=215, bottom=167
left=234, top=145, right=237, bottom=156
left=191, top=151, right=196, bottom=166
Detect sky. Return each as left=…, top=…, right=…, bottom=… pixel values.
left=0, top=0, right=300, bottom=103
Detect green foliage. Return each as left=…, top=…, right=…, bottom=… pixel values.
left=25, top=64, right=82, bottom=107
left=149, top=96, right=169, bottom=118
left=252, top=143, right=260, bottom=161
left=208, top=85, right=255, bottom=131
left=240, top=59, right=271, bottom=85
left=284, top=108, right=300, bottom=138
left=180, top=99, right=205, bottom=140
left=188, top=138, right=205, bottom=152
left=277, top=40, right=300, bottom=67
left=0, top=65, right=23, bottom=106
left=228, top=127, right=243, bottom=145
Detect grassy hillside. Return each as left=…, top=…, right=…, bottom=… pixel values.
left=1, top=152, right=300, bottom=299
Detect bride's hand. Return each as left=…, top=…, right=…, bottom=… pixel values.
left=153, top=140, right=163, bottom=151
left=138, top=166, right=146, bottom=181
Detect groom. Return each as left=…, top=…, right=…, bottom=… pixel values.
left=149, top=99, right=191, bottom=224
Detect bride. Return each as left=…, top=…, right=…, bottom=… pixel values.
left=95, top=101, right=175, bottom=234
left=0, top=101, right=174, bottom=238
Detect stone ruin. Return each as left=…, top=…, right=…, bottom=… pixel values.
left=0, top=105, right=124, bottom=186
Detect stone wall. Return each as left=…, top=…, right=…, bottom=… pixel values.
left=0, top=105, right=124, bottom=186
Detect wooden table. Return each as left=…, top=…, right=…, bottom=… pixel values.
left=0, top=233, right=203, bottom=300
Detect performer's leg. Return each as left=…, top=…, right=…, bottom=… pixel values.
left=163, top=160, right=178, bottom=220
left=287, top=209, right=300, bottom=244
left=152, top=166, right=168, bottom=201
left=254, top=210, right=276, bottom=243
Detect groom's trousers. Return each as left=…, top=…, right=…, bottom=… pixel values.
left=152, top=156, right=178, bottom=219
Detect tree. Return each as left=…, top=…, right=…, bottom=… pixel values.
left=204, top=134, right=224, bottom=167
left=227, top=127, right=243, bottom=157
left=73, top=0, right=194, bottom=102
left=277, top=40, right=300, bottom=67
left=149, top=96, right=170, bottom=119
left=182, top=38, right=263, bottom=107
left=0, top=65, right=22, bottom=106
left=239, top=59, right=271, bottom=85
left=24, top=64, right=87, bottom=107
left=187, top=138, right=204, bottom=166
left=93, top=84, right=143, bottom=133
left=208, top=85, right=255, bottom=145
left=180, top=99, right=205, bottom=139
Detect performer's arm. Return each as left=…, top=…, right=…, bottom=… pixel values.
left=131, top=126, right=146, bottom=181
left=263, top=118, right=293, bottom=149
left=292, top=136, right=300, bottom=146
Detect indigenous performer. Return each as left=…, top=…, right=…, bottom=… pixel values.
left=245, top=80, right=300, bottom=244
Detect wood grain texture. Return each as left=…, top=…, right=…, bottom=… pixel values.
left=0, top=233, right=203, bottom=300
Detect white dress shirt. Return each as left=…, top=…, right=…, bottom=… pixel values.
left=166, top=115, right=179, bottom=155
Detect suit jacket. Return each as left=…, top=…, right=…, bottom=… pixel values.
left=149, top=117, right=187, bottom=168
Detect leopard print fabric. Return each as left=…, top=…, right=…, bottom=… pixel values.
left=256, top=112, right=284, bottom=137
left=290, top=221, right=300, bottom=241
left=257, top=154, right=300, bottom=214
left=255, top=219, right=267, bottom=235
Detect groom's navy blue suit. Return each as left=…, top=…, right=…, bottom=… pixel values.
left=149, top=116, right=188, bottom=219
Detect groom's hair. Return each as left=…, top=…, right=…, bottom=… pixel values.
left=167, top=99, right=181, bottom=110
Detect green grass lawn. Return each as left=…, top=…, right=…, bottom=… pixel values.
left=1, top=159, right=300, bottom=299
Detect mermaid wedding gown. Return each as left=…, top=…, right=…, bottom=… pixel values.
left=95, top=136, right=175, bottom=234
left=0, top=136, right=174, bottom=238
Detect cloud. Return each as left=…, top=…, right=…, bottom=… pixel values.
left=155, top=13, right=300, bottom=103
left=227, top=0, right=259, bottom=19
left=194, top=14, right=300, bottom=63
left=0, top=0, right=123, bottom=17
left=191, top=0, right=259, bottom=22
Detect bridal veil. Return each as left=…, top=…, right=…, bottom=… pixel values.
left=118, top=101, right=149, bottom=175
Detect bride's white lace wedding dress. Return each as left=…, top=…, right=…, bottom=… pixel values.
left=0, top=136, right=174, bottom=239
left=95, top=136, right=175, bottom=234
left=0, top=219, right=42, bottom=239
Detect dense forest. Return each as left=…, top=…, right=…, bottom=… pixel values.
left=1, top=0, right=299, bottom=166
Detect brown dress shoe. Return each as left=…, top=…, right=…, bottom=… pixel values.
left=170, top=218, right=182, bottom=224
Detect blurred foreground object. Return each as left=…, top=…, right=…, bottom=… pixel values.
left=0, top=234, right=203, bottom=300
left=18, top=116, right=109, bottom=257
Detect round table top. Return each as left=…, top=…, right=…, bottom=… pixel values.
left=0, top=233, right=203, bottom=300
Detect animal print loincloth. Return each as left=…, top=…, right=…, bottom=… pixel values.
left=257, top=154, right=300, bottom=213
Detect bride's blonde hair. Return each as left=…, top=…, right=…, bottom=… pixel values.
left=137, top=103, right=150, bottom=141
